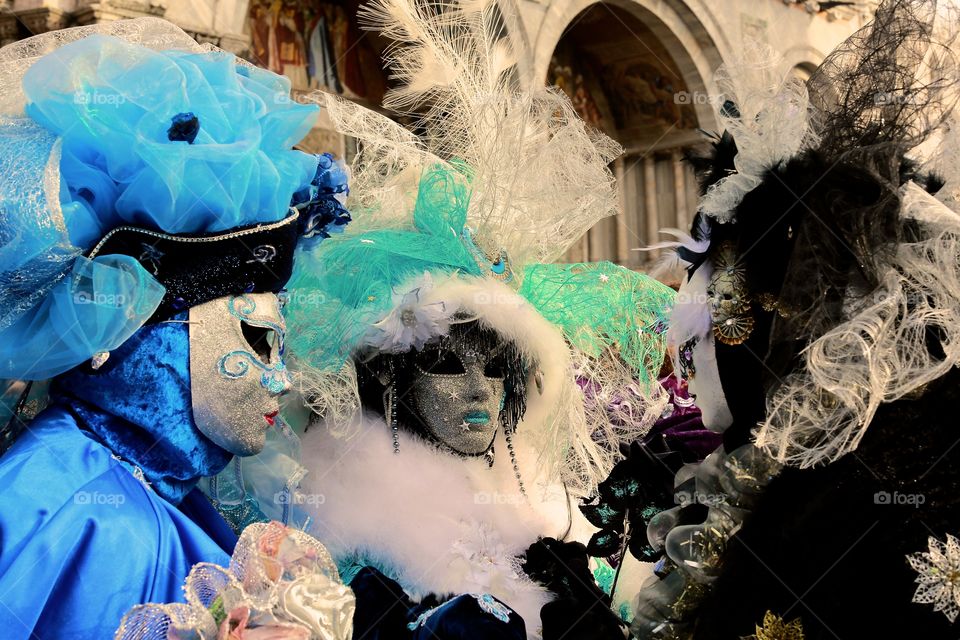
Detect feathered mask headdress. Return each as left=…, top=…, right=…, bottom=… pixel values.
left=666, top=0, right=960, bottom=468
left=284, top=0, right=674, bottom=496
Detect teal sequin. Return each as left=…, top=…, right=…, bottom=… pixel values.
left=593, top=559, right=616, bottom=596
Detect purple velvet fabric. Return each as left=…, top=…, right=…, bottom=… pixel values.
left=643, top=376, right=720, bottom=463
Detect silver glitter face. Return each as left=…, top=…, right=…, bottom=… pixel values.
left=409, top=334, right=506, bottom=455
left=189, top=293, right=290, bottom=456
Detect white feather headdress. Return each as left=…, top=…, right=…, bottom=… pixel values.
left=309, top=0, right=622, bottom=269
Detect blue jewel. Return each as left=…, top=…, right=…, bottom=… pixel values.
left=473, top=593, right=512, bottom=623
left=167, top=112, right=200, bottom=144
left=461, top=227, right=513, bottom=282
left=171, top=296, right=187, bottom=310
left=407, top=603, right=442, bottom=630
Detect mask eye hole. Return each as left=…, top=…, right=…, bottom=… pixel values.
left=484, top=355, right=506, bottom=379
left=241, top=321, right=275, bottom=363
left=415, top=349, right=466, bottom=375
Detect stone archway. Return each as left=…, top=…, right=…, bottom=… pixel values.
left=532, top=0, right=725, bottom=134
left=535, top=0, right=724, bottom=270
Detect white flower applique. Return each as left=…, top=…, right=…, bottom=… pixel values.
left=368, top=272, right=453, bottom=352
left=451, top=521, right=520, bottom=588
left=907, top=533, right=960, bottom=623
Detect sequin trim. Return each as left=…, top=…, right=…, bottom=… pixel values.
left=87, top=210, right=298, bottom=259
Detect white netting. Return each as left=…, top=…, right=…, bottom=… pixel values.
left=307, top=91, right=439, bottom=231
left=0, top=17, right=210, bottom=116
left=571, top=349, right=669, bottom=464
left=756, top=181, right=960, bottom=466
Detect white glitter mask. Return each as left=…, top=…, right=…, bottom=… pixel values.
left=189, top=293, right=291, bottom=456
left=675, top=265, right=733, bottom=431
left=410, top=333, right=507, bottom=455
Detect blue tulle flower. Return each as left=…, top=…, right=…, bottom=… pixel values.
left=291, top=152, right=350, bottom=205
left=314, top=152, right=350, bottom=196
left=297, top=199, right=352, bottom=246
left=23, top=34, right=320, bottom=235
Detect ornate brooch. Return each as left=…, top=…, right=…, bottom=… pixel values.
left=907, top=533, right=960, bottom=623
left=744, top=611, right=805, bottom=640
left=708, top=241, right=755, bottom=345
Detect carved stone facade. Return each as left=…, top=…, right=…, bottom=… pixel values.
left=512, top=0, right=876, bottom=267
left=0, top=1, right=250, bottom=53
left=1, top=0, right=877, bottom=266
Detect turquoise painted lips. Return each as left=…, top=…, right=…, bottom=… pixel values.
left=463, top=411, right=491, bottom=424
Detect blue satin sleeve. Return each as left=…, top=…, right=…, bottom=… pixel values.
left=0, top=407, right=231, bottom=639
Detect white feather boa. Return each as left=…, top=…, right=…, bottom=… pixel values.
left=298, top=412, right=596, bottom=638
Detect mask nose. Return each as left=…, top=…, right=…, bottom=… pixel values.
left=262, top=363, right=292, bottom=396
left=465, top=364, right=491, bottom=403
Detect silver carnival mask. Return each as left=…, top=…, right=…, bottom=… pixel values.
left=189, top=293, right=292, bottom=456
left=410, top=331, right=507, bottom=455
left=675, top=260, right=733, bottom=432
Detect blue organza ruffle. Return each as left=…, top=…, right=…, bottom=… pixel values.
left=0, top=117, right=165, bottom=379
left=292, top=152, right=352, bottom=249
left=23, top=34, right=319, bottom=236
left=0, top=254, right=164, bottom=380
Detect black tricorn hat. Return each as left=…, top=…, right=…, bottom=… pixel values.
left=88, top=211, right=299, bottom=322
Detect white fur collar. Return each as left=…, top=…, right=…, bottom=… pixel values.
left=298, top=413, right=589, bottom=638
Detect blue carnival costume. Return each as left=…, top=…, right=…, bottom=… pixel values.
left=0, top=20, right=327, bottom=639
left=0, top=321, right=237, bottom=638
